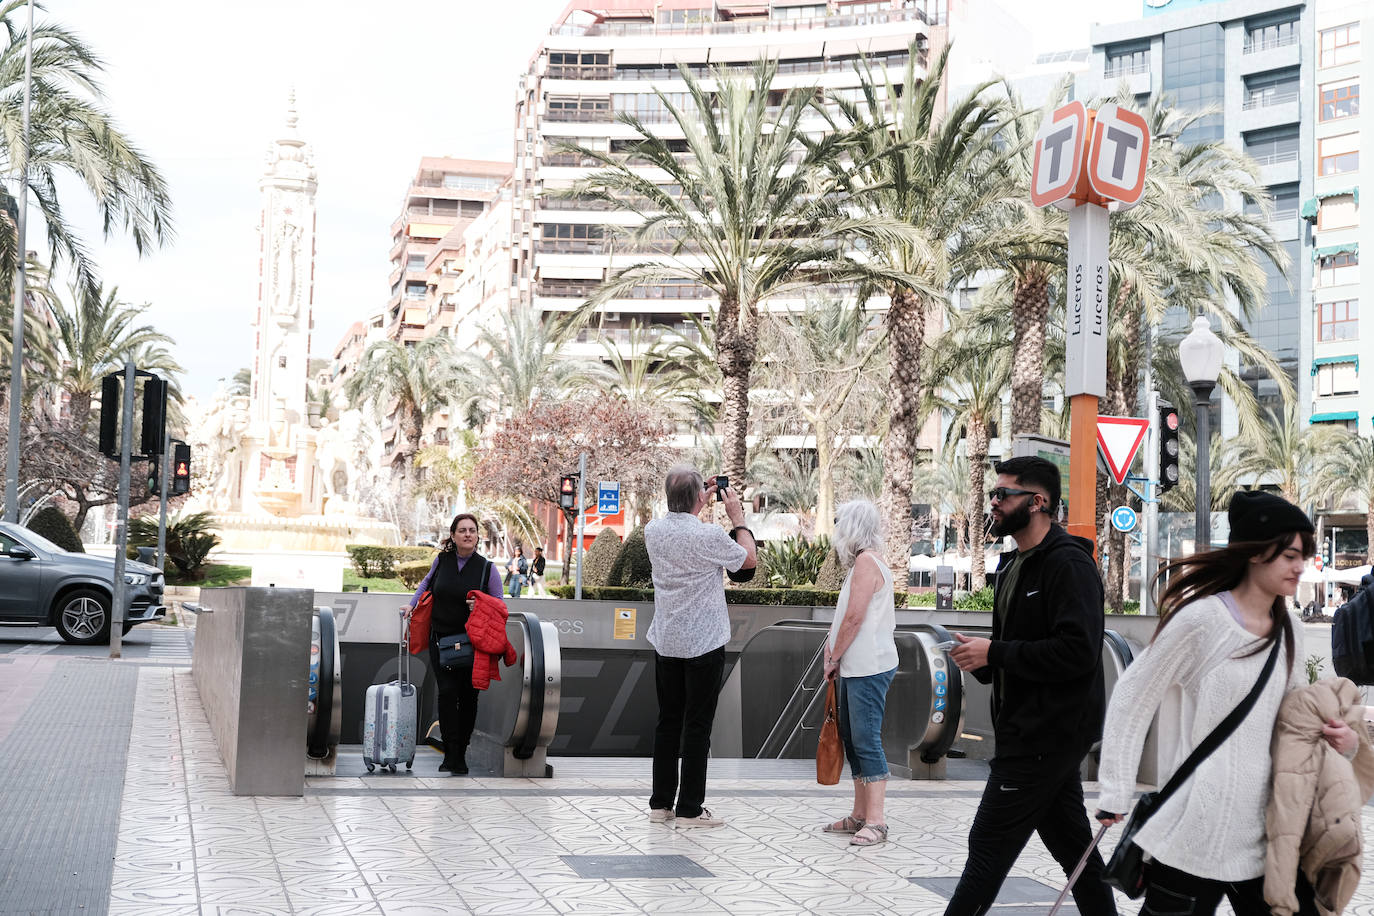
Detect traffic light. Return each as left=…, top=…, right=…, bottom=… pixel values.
left=172, top=443, right=192, bottom=496
left=140, top=376, right=167, bottom=457
left=99, top=374, right=120, bottom=458
left=1157, top=399, right=1180, bottom=494
left=559, top=475, right=578, bottom=510
left=146, top=459, right=160, bottom=496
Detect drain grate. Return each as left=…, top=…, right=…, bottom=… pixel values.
left=909, top=877, right=1071, bottom=907
left=561, top=854, right=714, bottom=879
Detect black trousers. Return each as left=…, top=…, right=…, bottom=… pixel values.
left=945, top=752, right=1117, bottom=916
left=429, top=643, right=479, bottom=761
left=1141, top=861, right=1317, bottom=916
left=649, top=647, right=725, bottom=818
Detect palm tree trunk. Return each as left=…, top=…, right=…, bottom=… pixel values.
left=967, top=419, right=990, bottom=589
left=881, top=286, right=926, bottom=588
left=69, top=389, right=92, bottom=433
left=403, top=406, right=424, bottom=484
left=814, top=419, right=836, bottom=539
left=1010, top=267, right=1050, bottom=437
left=715, top=294, right=757, bottom=483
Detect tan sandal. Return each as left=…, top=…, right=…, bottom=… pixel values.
left=823, top=814, right=865, bottom=834
left=850, top=823, right=888, bottom=846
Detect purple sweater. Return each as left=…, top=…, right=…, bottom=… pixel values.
left=409, top=551, right=505, bottom=607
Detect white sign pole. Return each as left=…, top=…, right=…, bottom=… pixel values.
left=1064, top=204, right=1110, bottom=398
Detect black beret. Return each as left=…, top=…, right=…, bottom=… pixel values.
left=1227, top=490, right=1313, bottom=544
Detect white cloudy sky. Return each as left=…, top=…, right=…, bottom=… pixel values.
left=51, top=0, right=1138, bottom=400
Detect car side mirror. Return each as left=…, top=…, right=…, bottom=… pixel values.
left=7, top=545, right=34, bottom=560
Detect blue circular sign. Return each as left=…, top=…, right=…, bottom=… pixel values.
left=1111, top=506, right=1138, bottom=533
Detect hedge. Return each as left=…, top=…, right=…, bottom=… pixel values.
left=346, top=545, right=436, bottom=578
left=607, top=525, right=652, bottom=587
left=396, top=560, right=433, bottom=589
left=581, top=530, right=622, bottom=588
left=26, top=506, right=83, bottom=553
left=547, top=584, right=912, bottom=608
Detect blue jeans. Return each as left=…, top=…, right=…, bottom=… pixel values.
left=837, top=666, right=895, bottom=782
left=508, top=574, right=525, bottom=597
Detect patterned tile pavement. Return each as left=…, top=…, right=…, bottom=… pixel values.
left=10, top=648, right=1374, bottom=915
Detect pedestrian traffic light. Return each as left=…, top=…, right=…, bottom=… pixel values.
left=172, top=443, right=192, bottom=496
left=1157, top=400, right=1179, bottom=494
left=140, top=376, right=167, bottom=458
left=559, top=475, right=578, bottom=510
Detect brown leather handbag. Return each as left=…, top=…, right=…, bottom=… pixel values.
left=816, top=680, right=844, bottom=785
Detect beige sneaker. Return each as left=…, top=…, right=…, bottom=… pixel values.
left=648, top=808, right=675, bottom=823
left=674, top=807, right=724, bottom=828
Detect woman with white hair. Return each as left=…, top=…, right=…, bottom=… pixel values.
left=821, top=499, right=899, bottom=847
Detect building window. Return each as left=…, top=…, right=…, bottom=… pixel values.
left=406, top=253, right=426, bottom=271
left=1319, top=134, right=1360, bottom=176
left=404, top=281, right=426, bottom=300
left=1317, top=193, right=1359, bottom=230
left=611, top=92, right=695, bottom=122
left=1244, top=69, right=1299, bottom=109
left=1318, top=299, right=1359, bottom=341
left=1244, top=17, right=1299, bottom=52
left=1104, top=44, right=1148, bottom=78
left=1321, top=82, right=1360, bottom=120
left=1318, top=252, right=1359, bottom=286
left=1244, top=126, right=1299, bottom=166
left=546, top=96, right=611, bottom=122
left=1320, top=23, right=1360, bottom=68
left=1316, top=362, right=1359, bottom=396
left=277, top=356, right=287, bottom=369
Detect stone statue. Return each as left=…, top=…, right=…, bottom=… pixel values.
left=273, top=221, right=301, bottom=317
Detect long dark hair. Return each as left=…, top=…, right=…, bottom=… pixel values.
left=440, top=513, right=480, bottom=553
left=1151, top=530, right=1315, bottom=675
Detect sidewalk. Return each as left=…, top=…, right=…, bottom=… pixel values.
left=5, top=647, right=1374, bottom=915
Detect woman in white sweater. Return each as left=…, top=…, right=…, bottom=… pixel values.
left=1096, top=491, right=1356, bottom=915
left=822, top=499, right=899, bottom=848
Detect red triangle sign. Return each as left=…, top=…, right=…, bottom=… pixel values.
left=1097, top=416, right=1150, bottom=485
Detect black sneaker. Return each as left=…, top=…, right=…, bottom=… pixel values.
left=438, top=759, right=452, bottom=772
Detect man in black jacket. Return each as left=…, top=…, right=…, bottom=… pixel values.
left=944, top=456, right=1115, bottom=916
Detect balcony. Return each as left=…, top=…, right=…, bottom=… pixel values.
left=1103, top=60, right=1149, bottom=79
left=546, top=65, right=613, bottom=80
left=1243, top=34, right=1298, bottom=54
left=535, top=239, right=611, bottom=254
left=1242, top=89, right=1298, bottom=110
left=1249, top=150, right=1299, bottom=166
left=542, top=107, right=612, bottom=123
left=550, top=7, right=927, bottom=38
left=611, top=51, right=919, bottom=82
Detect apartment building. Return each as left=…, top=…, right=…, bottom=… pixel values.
left=1307, top=2, right=1367, bottom=433
left=1082, top=0, right=1314, bottom=434
left=509, top=0, right=933, bottom=361
left=384, top=157, right=510, bottom=347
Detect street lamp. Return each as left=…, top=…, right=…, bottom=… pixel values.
left=1179, top=315, right=1224, bottom=550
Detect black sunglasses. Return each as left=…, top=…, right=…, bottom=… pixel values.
left=988, top=487, right=1039, bottom=503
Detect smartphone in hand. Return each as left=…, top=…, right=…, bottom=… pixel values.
left=716, top=475, right=728, bottom=502
left=934, top=639, right=958, bottom=653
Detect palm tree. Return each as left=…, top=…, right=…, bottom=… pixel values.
left=1224, top=404, right=1322, bottom=508
left=821, top=46, right=1016, bottom=580
left=914, top=447, right=970, bottom=564
left=589, top=321, right=697, bottom=420
left=458, top=306, right=594, bottom=423
left=49, top=285, right=178, bottom=432
left=344, top=336, right=466, bottom=483
left=566, top=58, right=916, bottom=485
left=925, top=315, right=1013, bottom=588
left=0, top=2, right=173, bottom=297
left=227, top=368, right=251, bottom=398
left=1310, top=430, right=1374, bottom=564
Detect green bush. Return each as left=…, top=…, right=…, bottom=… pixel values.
left=547, top=584, right=910, bottom=608
left=396, top=559, right=434, bottom=589
left=814, top=547, right=843, bottom=591
left=581, top=530, right=622, bottom=588
left=955, top=587, right=995, bottom=611
left=26, top=506, right=83, bottom=553
left=607, top=526, right=653, bottom=588
left=129, top=511, right=219, bottom=577
left=908, top=591, right=937, bottom=606
left=757, top=534, right=830, bottom=588
left=345, top=545, right=435, bottom=578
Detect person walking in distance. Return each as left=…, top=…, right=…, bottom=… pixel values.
left=1095, top=492, right=1355, bottom=916
left=528, top=546, right=548, bottom=596
left=945, top=456, right=1116, bottom=916
left=643, top=466, right=756, bottom=827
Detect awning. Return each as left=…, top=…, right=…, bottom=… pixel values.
left=1312, top=354, right=1359, bottom=374
left=1310, top=410, right=1358, bottom=424
left=1314, top=241, right=1359, bottom=259
left=1300, top=187, right=1360, bottom=220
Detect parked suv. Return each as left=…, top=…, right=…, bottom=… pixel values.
left=0, top=521, right=166, bottom=644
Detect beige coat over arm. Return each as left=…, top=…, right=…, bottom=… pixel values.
left=1265, top=677, right=1374, bottom=916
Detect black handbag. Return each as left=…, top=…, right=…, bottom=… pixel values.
left=1103, top=636, right=1281, bottom=898
left=437, top=633, right=473, bottom=669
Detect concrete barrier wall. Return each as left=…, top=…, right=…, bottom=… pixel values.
left=191, top=587, right=315, bottom=796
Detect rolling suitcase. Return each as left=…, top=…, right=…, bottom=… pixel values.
left=363, top=613, right=417, bottom=773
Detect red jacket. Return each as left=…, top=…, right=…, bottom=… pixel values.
left=465, top=590, right=518, bottom=690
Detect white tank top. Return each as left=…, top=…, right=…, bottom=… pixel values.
left=827, top=553, right=899, bottom=677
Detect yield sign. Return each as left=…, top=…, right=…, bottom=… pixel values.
left=1097, top=415, right=1150, bottom=486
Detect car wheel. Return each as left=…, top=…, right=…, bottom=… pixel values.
left=54, top=589, right=111, bottom=645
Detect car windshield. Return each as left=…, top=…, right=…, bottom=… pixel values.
left=14, top=527, right=66, bottom=554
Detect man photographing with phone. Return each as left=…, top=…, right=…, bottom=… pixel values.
left=643, top=466, right=757, bottom=828
left=942, top=456, right=1115, bottom=916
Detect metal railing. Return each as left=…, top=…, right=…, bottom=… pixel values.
left=1242, top=89, right=1299, bottom=110
left=1248, top=149, right=1299, bottom=165
left=609, top=52, right=916, bottom=81
left=550, top=7, right=926, bottom=38
left=1243, top=33, right=1299, bottom=53
left=1103, top=60, right=1149, bottom=78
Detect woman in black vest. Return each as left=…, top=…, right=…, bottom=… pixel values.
left=425, top=513, right=504, bottom=774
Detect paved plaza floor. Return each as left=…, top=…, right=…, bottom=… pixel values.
left=4, top=626, right=1374, bottom=915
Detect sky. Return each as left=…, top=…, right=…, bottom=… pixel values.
left=52, top=0, right=1140, bottom=401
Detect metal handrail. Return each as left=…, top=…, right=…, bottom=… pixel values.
left=1244, top=33, right=1298, bottom=53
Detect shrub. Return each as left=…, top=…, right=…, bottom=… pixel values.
left=129, top=511, right=219, bottom=577
left=907, top=591, right=937, bottom=606
left=607, top=525, right=652, bottom=587
left=547, top=584, right=910, bottom=608
left=580, top=530, right=622, bottom=587
left=955, top=587, right=995, bottom=611
left=178, top=533, right=221, bottom=578
left=814, top=547, right=843, bottom=591
left=756, top=534, right=830, bottom=588
left=396, top=559, right=433, bottom=589
left=345, top=545, right=435, bottom=578
left=26, top=506, right=83, bottom=553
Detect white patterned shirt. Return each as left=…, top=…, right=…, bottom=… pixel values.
left=644, top=512, right=747, bottom=659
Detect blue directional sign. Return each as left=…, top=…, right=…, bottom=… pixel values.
left=1111, top=505, right=1138, bottom=533
left=597, top=481, right=621, bottom=515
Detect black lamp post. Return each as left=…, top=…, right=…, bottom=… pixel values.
left=1179, top=315, right=1224, bottom=550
